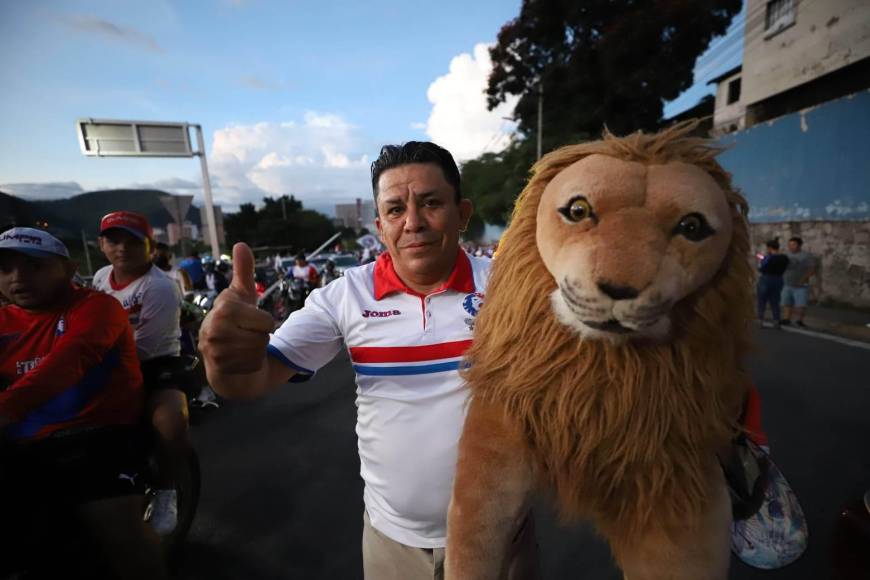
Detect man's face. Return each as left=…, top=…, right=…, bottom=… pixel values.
left=99, top=229, right=150, bottom=270
left=375, top=163, right=472, bottom=280
left=788, top=240, right=800, bottom=253
left=0, top=251, right=73, bottom=309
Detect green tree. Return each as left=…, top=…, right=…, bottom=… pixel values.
left=462, top=0, right=741, bottom=226
left=224, top=195, right=337, bottom=252
left=462, top=139, right=536, bottom=226
left=488, top=0, right=741, bottom=142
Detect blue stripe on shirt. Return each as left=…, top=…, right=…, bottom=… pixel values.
left=352, top=360, right=461, bottom=376
left=266, top=344, right=315, bottom=381
left=9, top=348, right=120, bottom=439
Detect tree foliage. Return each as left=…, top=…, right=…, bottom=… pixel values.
left=488, top=0, right=741, bottom=140
left=461, top=0, right=741, bottom=226
left=462, top=138, right=537, bottom=227
left=224, top=195, right=338, bottom=254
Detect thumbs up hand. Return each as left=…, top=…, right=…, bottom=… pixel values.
left=199, top=243, right=276, bottom=374
left=226, top=242, right=260, bottom=305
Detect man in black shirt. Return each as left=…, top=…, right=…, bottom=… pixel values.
left=757, top=239, right=789, bottom=328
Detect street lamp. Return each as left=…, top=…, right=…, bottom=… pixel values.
left=75, top=118, right=221, bottom=260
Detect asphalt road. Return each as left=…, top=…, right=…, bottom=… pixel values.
left=177, top=327, right=870, bottom=579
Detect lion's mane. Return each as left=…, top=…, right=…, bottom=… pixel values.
left=463, top=121, right=755, bottom=544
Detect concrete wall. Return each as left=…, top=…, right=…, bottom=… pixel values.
left=742, top=0, right=870, bottom=107
left=717, top=89, right=870, bottom=222
left=749, top=220, right=870, bottom=307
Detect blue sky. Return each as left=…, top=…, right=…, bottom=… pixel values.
left=0, top=0, right=743, bottom=215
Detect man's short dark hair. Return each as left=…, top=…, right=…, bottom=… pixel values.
left=789, top=236, right=803, bottom=247
left=370, top=142, right=461, bottom=208
left=766, top=239, right=780, bottom=250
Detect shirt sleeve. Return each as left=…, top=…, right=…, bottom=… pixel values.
left=135, top=276, right=181, bottom=360
left=267, top=277, right=345, bottom=380
left=0, top=294, right=131, bottom=421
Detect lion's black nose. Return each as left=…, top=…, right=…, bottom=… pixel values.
left=597, top=281, right=639, bottom=300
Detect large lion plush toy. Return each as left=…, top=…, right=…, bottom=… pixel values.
left=446, top=123, right=754, bottom=580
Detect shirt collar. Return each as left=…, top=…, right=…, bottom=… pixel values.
left=374, top=248, right=474, bottom=300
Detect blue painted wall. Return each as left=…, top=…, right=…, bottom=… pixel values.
left=717, top=89, right=870, bottom=222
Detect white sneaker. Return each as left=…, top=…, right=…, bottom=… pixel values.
left=196, top=385, right=220, bottom=408
left=147, top=489, right=178, bottom=536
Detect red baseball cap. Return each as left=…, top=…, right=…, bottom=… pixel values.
left=100, top=211, right=153, bottom=240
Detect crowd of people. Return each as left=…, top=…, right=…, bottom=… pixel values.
left=0, top=207, right=247, bottom=577
left=1, top=216, right=180, bottom=578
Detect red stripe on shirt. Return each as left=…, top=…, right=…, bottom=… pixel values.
left=349, top=340, right=472, bottom=363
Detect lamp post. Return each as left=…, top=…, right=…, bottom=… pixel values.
left=501, top=80, right=543, bottom=160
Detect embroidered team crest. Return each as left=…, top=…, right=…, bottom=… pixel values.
left=462, top=292, right=484, bottom=317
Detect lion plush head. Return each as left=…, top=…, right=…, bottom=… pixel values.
left=465, top=121, right=754, bottom=538
left=539, top=149, right=736, bottom=342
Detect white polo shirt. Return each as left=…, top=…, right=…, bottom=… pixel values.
left=268, top=249, right=490, bottom=548
left=93, top=264, right=181, bottom=361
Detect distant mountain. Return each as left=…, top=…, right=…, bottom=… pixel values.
left=0, top=189, right=201, bottom=237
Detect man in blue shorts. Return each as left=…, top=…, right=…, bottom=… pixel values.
left=781, top=237, right=817, bottom=327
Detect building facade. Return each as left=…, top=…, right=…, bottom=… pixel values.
left=712, top=0, right=870, bottom=133
left=335, top=198, right=376, bottom=232
left=705, top=0, right=870, bottom=307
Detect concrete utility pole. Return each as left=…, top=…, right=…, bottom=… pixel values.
left=194, top=125, right=220, bottom=259
left=80, top=230, right=93, bottom=276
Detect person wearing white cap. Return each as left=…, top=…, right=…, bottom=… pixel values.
left=0, top=227, right=168, bottom=579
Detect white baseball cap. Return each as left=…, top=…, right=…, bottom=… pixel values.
left=0, top=227, right=70, bottom=259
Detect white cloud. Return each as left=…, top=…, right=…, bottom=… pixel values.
left=424, top=43, right=519, bottom=161
left=1, top=181, right=85, bottom=200
left=209, top=112, right=374, bottom=211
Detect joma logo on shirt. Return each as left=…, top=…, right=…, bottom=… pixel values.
left=16, top=357, right=43, bottom=375
left=362, top=309, right=401, bottom=318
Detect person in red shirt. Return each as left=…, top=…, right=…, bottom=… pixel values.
left=0, top=227, right=167, bottom=580
left=291, top=253, right=320, bottom=286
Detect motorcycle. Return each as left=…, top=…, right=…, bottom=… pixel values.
left=258, top=275, right=312, bottom=322
left=0, top=357, right=202, bottom=578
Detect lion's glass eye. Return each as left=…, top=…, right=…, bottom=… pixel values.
left=673, top=213, right=715, bottom=242
left=558, top=197, right=594, bottom=223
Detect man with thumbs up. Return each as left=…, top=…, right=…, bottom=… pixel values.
left=200, top=142, right=539, bottom=579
